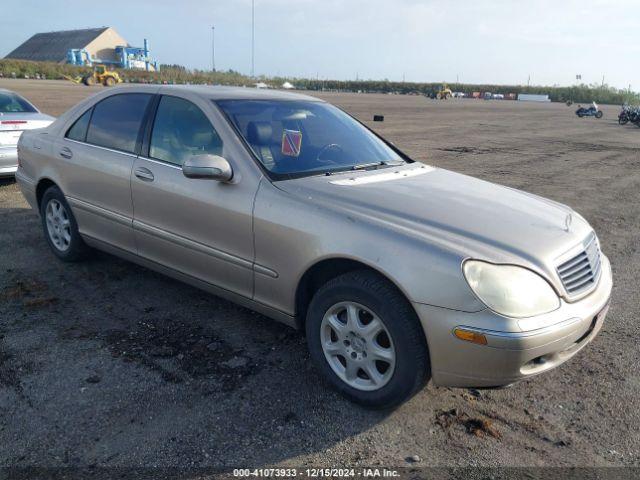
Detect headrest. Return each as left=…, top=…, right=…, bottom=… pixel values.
left=247, top=121, right=273, bottom=145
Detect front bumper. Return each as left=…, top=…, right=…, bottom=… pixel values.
left=414, top=254, right=612, bottom=387
left=0, top=147, right=18, bottom=177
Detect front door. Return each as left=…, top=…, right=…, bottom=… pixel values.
left=131, top=94, right=255, bottom=298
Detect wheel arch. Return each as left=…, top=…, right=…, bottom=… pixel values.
left=36, top=177, right=59, bottom=210
left=294, top=256, right=416, bottom=331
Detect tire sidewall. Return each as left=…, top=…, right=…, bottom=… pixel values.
left=306, top=276, right=428, bottom=408
left=40, top=186, right=85, bottom=261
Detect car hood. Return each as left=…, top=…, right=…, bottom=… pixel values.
left=275, top=163, right=593, bottom=281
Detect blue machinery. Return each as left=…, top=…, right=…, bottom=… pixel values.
left=66, top=38, right=159, bottom=71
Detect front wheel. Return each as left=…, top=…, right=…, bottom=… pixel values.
left=40, top=185, right=90, bottom=262
left=305, top=270, right=430, bottom=409
left=595, top=111, right=603, bottom=119
left=619, top=115, right=629, bottom=125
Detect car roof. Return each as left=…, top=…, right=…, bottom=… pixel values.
left=106, top=84, right=324, bottom=102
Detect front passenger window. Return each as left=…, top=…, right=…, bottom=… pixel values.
left=150, top=96, right=223, bottom=166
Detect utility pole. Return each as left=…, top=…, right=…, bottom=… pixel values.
left=211, top=26, right=215, bottom=72
left=251, top=0, right=255, bottom=77
left=527, top=74, right=530, bottom=87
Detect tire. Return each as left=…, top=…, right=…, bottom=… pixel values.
left=595, top=111, right=603, bottom=119
left=619, top=116, right=629, bottom=125
left=305, top=270, right=430, bottom=409
left=104, top=76, right=116, bottom=87
left=40, top=185, right=90, bottom=262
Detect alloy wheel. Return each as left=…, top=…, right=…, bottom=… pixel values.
left=320, top=301, right=396, bottom=391
left=45, top=199, right=72, bottom=252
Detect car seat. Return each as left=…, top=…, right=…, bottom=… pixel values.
left=247, top=121, right=278, bottom=170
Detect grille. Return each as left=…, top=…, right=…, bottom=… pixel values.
left=556, top=233, right=602, bottom=296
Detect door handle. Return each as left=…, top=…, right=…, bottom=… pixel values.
left=134, top=167, right=154, bottom=181
left=59, top=147, right=73, bottom=159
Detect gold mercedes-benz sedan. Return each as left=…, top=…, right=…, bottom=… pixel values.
left=16, top=85, right=612, bottom=408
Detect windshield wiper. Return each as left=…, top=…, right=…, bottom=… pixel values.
left=351, top=162, right=383, bottom=170
left=319, top=160, right=406, bottom=177
left=352, top=160, right=406, bottom=170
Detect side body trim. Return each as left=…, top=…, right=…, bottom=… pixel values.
left=66, top=196, right=132, bottom=227
left=81, top=234, right=296, bottom=328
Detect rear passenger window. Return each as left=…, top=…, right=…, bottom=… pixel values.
left=150, top=96, right=223, bottom=166
left=66, top=108, right=92, bottom=142
left=86, top=93, right=152, bottom=153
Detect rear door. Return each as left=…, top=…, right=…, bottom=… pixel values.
left=56, top=92, right=153, bottom=252
left=131, top=94, right=256, bottom=299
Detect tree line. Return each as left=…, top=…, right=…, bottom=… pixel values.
left=1, top=59, right=637, bottom=105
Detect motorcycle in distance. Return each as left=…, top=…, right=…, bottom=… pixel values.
left=576, top=102, right=603, bottom=119
left=619, top=105, right=630, bottom=125
left=618, top=104, right=640, bottom=126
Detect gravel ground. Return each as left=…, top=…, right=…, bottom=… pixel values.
left=0, top=80, right=638, bottom=471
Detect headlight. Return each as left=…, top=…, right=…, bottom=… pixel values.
left=463, top=260, right=560, bottom=318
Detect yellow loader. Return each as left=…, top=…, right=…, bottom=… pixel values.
left=63, top=65, right=122, bottom=87
left=436, top=84, right=453, bottom=100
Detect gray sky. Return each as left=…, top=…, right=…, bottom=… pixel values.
left=3, top=0, right=638, bottom=89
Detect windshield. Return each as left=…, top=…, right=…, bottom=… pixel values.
left=216, top=100, right=406, bottom=178
left=0, top=92, right=37, bottom=113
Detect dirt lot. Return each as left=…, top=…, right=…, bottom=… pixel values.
left=1, top=79, right=638, bottom=470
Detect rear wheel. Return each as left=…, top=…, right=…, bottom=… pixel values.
left=104, top=76, right=116, bottom=87
left=305, top=270, right=430, bottom=408
left=40, top=186, right=89, bottom=262
left=619, top=115, right=629, bottom=125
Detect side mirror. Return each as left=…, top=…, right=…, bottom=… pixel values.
left=182, top=154, right=233, bottom=182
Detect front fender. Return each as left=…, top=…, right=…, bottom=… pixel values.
left=252, top=180, right=485, bottom=315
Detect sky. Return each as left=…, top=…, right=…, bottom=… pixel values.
left=3, top=0, right=639, bottom=89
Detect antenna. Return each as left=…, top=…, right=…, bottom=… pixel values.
left=211, top=26, right=216, bottom=72
left=251, top=0, right=255, bottom=77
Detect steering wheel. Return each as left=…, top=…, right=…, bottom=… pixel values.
left=316, top=143, right=343, bottom=164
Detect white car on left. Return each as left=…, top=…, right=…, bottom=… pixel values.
left=0, top=89, right=54, bottom=177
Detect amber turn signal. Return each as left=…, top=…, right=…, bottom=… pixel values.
left=453, top=328, right=488, bottom=345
